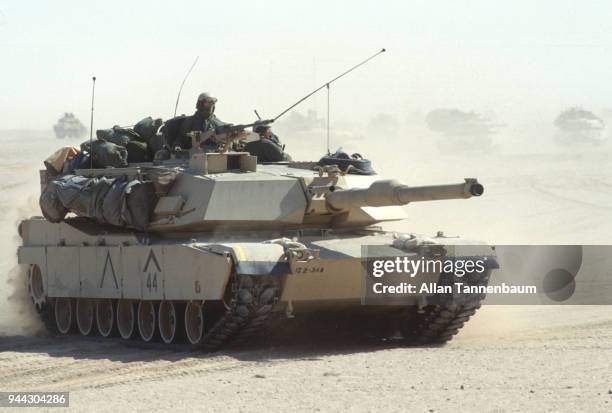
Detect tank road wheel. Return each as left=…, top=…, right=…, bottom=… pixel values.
left=76, top=298, right=95, bottom=336
left=96, top=299, right=116, bottom=338
left=28, top=265, right=46, bottom=311
left=184, top=301, right=204, bottom=345
left=159, top=301, right=181, bottom=344
left=116, top=300, right=136, bottom=340
left=54, top=297, right=74, bottom=335
left=137, top=300, right=157, bottom=342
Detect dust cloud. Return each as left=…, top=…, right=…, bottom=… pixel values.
left=0, top=130, right=69, bottom=336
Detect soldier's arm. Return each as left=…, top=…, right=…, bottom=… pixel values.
left=176, top=117, right=194, bottom=149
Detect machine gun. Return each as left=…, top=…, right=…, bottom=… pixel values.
left=215, top=119, right=274, bottom=136
left=213, top=120, right=273, bottom=150
left=185, top=119, right=275, bottom=152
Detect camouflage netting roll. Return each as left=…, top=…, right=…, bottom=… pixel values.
left=39, top=175, right=157, bottom=230
left=39, top=181, right=69, bottom=223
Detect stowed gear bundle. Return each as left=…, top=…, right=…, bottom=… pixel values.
left=88, top=116, right=165, bottom=166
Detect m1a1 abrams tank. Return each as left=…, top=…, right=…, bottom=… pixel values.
left=425, top=108, right=502, bottom=153
left=554, top=107, right=607, bottom=145
left=18, top=126, right=496, bottom=350
left=53, top=113, right=87, bottom=139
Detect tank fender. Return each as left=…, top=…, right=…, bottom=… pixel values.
left=392, top=233, right=499, bottom=268
left=17, top=246, right=46, bottom=266
left=17, top=247, right=48, bottom=295
left=205, top=243, right=290, bottom=276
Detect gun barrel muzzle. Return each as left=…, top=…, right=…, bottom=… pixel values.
left=325, top=178, right=483, bottom=210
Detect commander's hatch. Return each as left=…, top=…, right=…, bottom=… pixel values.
left=189, top=152, right=257, bottom=174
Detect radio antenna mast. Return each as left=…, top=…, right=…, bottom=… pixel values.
left=89, top=76, right=96, bottom=169
left=173, top=56, right=199, bottom=117
left=272, top=48, right=386, bottom=122
left=326, top=83, right=330, bottom=154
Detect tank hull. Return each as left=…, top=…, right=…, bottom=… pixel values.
left=19, top=217, right=495, bottom=305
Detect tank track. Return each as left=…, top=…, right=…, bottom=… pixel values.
left=406, top=269, right=492, bottom=344
left=201, top=274, right=280, bottom=351
left=37, top=300, right=59, bottom=335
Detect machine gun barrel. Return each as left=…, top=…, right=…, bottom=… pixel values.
left=325, top=178, right=484, bottom=211
left=215, top=119, right=274, bottom=136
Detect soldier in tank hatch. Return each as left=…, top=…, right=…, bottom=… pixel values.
left=176, top=92, right=228, bottom=150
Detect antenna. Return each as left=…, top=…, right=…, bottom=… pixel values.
left=272, top=48, right=386, bottom=122
left=89, top=76, right=96, bottom=169
left=326, top=83, right=330, bottom=154
left=206, top=49, right=387, bottom=147
left=173, top=56, right=199, bottom=117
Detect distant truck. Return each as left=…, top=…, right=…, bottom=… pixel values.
left=54, top=113, right=87, bottom=139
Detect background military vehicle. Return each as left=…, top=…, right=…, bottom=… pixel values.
left=554, top=107, right=607, bottom=145
left=18, top=125, right=496, bottom=350
left=425, top=108, right=502, bottom=153
left=53, top=113, right=87, bottom=139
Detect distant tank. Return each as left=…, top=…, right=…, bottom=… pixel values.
left=273, top=110, right=360, bottom=157
left=54, top=113, right=87, bottom=139
left=425, top=108, right=502, bottom=153
left=554, top=107, right=606, bottom=145
left=17, top=122, right=497, bottom=350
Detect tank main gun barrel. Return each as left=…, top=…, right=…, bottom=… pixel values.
left=325, top=178, right=484, bottom=211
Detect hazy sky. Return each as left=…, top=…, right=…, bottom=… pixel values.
left=1, top=0, right=611, bottom=129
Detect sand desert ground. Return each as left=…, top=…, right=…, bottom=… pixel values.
left=1, top=128, right=611, bottom=412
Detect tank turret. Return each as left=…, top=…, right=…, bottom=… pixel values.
left=37, top=151, right=485, bottom=232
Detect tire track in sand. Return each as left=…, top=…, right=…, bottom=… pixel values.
left=0, top=337, right=255, bottom=391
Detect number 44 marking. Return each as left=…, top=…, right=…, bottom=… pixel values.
left=146, top=273, right=158, bottom=292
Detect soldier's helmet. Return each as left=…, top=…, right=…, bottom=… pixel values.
left=253, top=122, right=271, bottom=135
left=197, top=92, right=217, bottom=104
left=196, top=93, right=217, bottom=114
